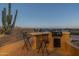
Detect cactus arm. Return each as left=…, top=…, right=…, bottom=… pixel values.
left=7, top=3, right=12, bottom=25
left=2, top=8, right=7, bottom=31
left=2, top=10, right=5, bottom=26
left=11, top=10, right=18, bottom=29
left=8, top=3, right=11, bottom=15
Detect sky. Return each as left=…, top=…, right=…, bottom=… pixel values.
left=0, top=3, right=79, bottom=28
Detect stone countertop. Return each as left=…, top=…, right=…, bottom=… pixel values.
left=30, top=32, right=50, bottom=36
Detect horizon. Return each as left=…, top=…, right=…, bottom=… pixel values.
left=0, top=26, right=79, bottom=29
left=0, top=3, right=79, bottom=28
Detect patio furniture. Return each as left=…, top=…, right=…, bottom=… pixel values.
left=21, top=32, right=32, bottom=50
left=37, top=34, right=49, bottom=55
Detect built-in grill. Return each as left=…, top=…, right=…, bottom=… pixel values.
left=54, top=38, right=61, bottom=48
left=52, top=31, right=62, bottom=37
left=52, top=31, right=62, bottom=48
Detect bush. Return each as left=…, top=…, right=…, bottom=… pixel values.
left=71, top=32, right=79, bottom=35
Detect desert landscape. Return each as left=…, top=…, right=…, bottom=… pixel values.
left=0, top=27, right=64, bottom=56
left=0, top=27, right=79, bottom=56
left=0, top=3, right=79, bottom=56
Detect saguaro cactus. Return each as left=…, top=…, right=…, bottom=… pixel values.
left=1, top=3, right=18, bottom=34
left=2, top=8, right=7, bottom=32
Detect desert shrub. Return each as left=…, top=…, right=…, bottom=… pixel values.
left=71, top=32, right=79, bottom=35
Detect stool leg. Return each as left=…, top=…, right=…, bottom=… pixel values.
left=27, top=39, right=31, bottom=48
left=22, top=42, right=28, bottom=50
left=41, top=47, right=44, bottom=55
left=45, top=46, right=49, bottom=55
left=22, top=39, right=28, bottom=50
left=44, top=43, right=49, bottom=55
left=37, top=42, right=42, bottom=55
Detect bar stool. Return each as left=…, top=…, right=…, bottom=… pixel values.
left=37, top=34, right=49, bottom=55
left=21, top=32, right=32, bottom=50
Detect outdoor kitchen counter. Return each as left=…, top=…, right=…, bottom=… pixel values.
left=30, top=32, right=50, bottom=35
left=30, top=32, right=52, bottom=50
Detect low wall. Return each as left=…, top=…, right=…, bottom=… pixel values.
left=56, top=40, right=79, bottom=56
left=65, top=41, right=79, bottom=56
left=30, top=32, right=79, bottom=56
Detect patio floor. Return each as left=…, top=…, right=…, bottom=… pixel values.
left=0, top=40, right=63, bottom=56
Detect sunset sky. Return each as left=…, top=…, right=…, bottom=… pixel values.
left=0, top=3, right=79, bottom=28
